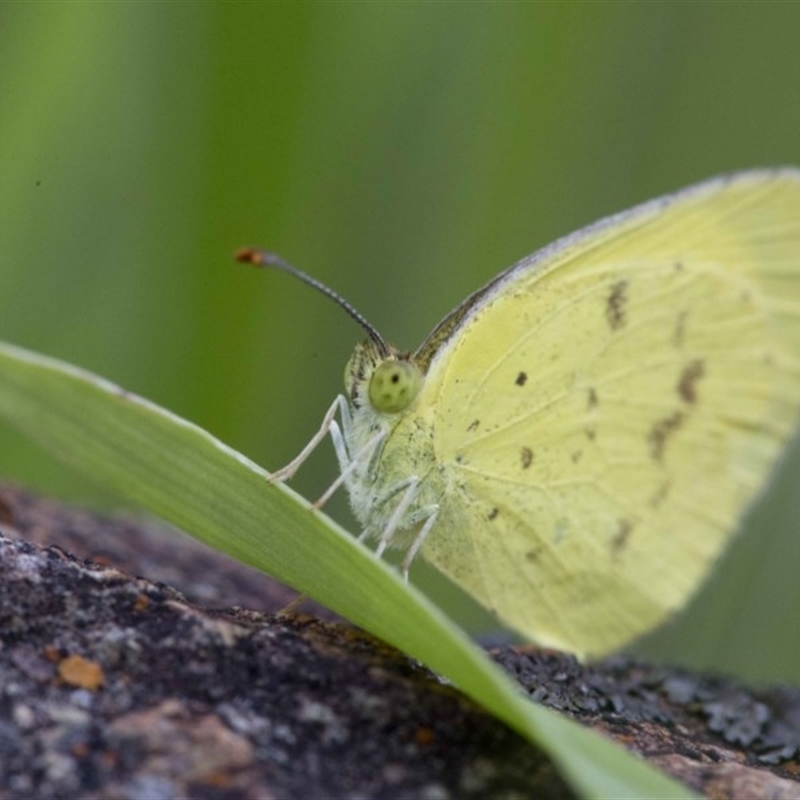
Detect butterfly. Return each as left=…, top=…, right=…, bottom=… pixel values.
left=239, top=168, right=800, bottom=659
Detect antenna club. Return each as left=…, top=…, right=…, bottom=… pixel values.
left=235, top=247, right=275, bottom=267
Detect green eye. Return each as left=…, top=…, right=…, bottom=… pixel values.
left=368, top=360, right=422, bottom=414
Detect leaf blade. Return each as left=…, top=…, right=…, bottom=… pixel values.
left=0, top=340, right=696, bottom=799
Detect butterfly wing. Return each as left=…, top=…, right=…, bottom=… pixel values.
left=416, top=169, right=800, bottom=657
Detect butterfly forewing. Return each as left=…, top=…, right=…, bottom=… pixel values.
left=413, top=170, right=800, bottom=657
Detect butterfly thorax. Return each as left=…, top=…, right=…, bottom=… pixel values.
left=340, top=339, right=444, bottom=548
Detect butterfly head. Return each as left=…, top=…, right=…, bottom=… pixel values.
left=345, top=340, right=423, bottom=415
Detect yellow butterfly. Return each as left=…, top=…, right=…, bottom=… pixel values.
left=240, top=168, right=800, bottom=659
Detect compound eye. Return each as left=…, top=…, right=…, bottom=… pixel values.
left=368, top=360, right=422, bottom=414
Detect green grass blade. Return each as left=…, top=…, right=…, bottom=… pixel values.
left=0, top=340, right=696, bottom=799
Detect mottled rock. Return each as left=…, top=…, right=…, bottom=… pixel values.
left=1, top=482, right=799, bottom=799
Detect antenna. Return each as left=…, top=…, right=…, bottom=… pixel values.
left=236, top=248, right=391, bottom=357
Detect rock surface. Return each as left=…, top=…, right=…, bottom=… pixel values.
left=1, top=482, right=799, bottom=799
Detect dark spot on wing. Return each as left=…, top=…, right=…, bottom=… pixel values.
left=677, top=359, right=705, bottom=404
left=649, top=479, right=671, bottom=509
left=515, top=371, right=528, bottom=387
left=648, top=411, right=684, bottom=461
left=520, top=447, right=533, bottom=469
left=467, top=419, right=480, bottom=432
left=526, top=546, right=543, bottom=562
left=583, top=390, right=599, bottom=439
left=571, top=450, right=583, bottom=463
left=488, top=507, right=499, bottom=521
left=611, top=519, right=633, bottom=554
left=674, top=261, right=684, bottom=272
left=606, top=280, right=628, bottom=331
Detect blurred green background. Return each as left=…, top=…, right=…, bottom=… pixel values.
left=2, top=3, right=800, bottom=683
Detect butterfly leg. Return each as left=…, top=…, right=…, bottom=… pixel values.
left=400, top=506, right=439, bottom=580
left=268, top=395, right=348, bottom=483
left=313, top=429, right=386, bottom=509
left=373, top=476, right=421, bottom=558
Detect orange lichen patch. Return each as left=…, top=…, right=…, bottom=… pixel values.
left=58, top=654, right=105, bottom=690
left=414, top=726, right=434, bottom=746
left=785, top=761, right=800, bottom=777
left=43, top=645, right=61, bottom=663
left=202, top=771, right=235, bottom=788
left=133, top=594, right=150, bottom=613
